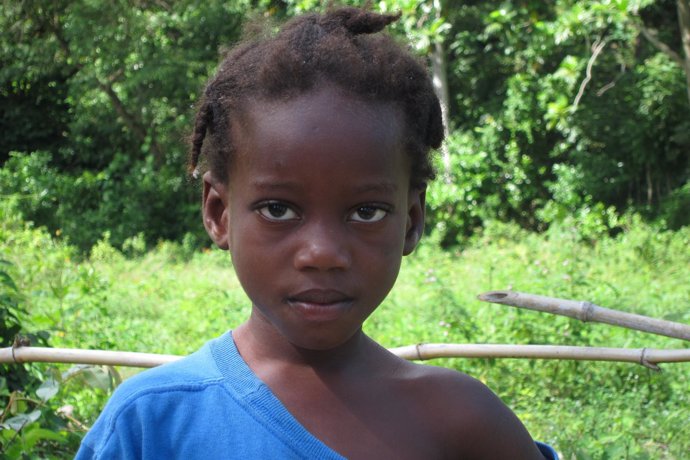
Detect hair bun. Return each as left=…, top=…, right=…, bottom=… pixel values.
left=321, top=7, right=400, bottom=35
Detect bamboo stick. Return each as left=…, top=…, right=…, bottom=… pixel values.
left=0, top=347, right=181, bottom=368
left=2, top=344, right=690, bottom=370
left=389, top=344, right=690, bottom=370
left=478, top=290, right=690, bottom=342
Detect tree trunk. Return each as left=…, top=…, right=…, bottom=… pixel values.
left=646, top=163, right=653, bottom=206
left=431, top=0, right=451, bottom=179
left=431, top=41, right=451, bottom=177
left=97, top=79, right=164, bottom=167
left=678, top=0, right=690, bottom=106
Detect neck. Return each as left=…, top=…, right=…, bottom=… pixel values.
left=232, top=311, right=376, bottom=373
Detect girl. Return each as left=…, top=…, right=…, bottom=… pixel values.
left=77, top=7, right=556, bottom=459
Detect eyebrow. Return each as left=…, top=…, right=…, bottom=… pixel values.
left=250, top=180, right=398, bottom=194
left=250, top=180, right=301, bottom=191
left=352, top=182, right=399, bottom=194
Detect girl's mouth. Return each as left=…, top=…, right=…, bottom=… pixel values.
left=286, top=289, right=354, bottom=321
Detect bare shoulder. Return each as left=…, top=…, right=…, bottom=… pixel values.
left=394, top=359, right=545, bottom=459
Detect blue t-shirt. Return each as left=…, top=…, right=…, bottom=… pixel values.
left=76, top=332, right=558, bottom=459
left=76, top=331, right=344, bottom=459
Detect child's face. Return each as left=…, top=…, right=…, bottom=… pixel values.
left=203, top=85, right=425, bottom=350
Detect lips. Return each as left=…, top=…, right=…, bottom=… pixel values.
left=288, top=289, right=352, bottom=304
left=286, top=289, right=354, bottom=321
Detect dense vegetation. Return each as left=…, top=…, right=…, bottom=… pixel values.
left=2, top=0, right=689, bottom=250
left=2, top=0, right=689, bottom=458
left=2, top=202, right=689, bottom=458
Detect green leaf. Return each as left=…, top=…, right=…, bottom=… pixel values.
left=23, top=426, right=67, bottom=450
left=3, top=441, right=23, bottom=459
left=62, top=364, right=90, bottom=381
left=0, top=271, right=18, bottom=291
left=36, top=378, right=59, bottom=402
left=107, top=365, right=123, bottom=386
left=82, top=366, right=112, bottom=390
left=2, top=410, right=41, bottom=431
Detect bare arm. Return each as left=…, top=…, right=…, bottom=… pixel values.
left=425, top=369, right=546, bottom=459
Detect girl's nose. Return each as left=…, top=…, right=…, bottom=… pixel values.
left=293, top=223, right=351, bottom=271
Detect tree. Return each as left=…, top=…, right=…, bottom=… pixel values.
left=423, top=0, right=690, bottom=244
left=1, top=0, right=249, bottom=249
left=2, top=0, right=688, bottom=249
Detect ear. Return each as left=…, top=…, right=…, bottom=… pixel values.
left=202, top=172, right=230, bottom=250
left=403, top=186, right=426, bottom=255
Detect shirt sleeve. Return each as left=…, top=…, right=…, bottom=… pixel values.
left=74, top=442, right=96, bottom=460
left=535, top=441, right=559, bottom=460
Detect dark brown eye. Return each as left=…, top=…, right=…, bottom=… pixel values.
left=257, top=202, right=298, bottom=221
left=351, top=206, right=387, bottom=222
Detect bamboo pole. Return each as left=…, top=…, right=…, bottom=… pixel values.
left=0, top=347, right=181, bottom=368
left=389, top=344, right=690, bottom=370
left=478, top=290, right=690, bottom=342
left=2, top=344, right=690, bottom=370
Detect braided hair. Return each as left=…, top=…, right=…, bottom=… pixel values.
left=188, top=7, right=444, bottom=188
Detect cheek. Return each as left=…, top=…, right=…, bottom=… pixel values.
left=230, top=245, right=277, bottom=310
left=361, top=238, right=404, bottom=289
left=229, top=219, right=273, bottom=254
left=228, top=219, right=271, bottom=287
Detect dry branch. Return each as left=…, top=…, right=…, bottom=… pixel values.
left=572, top=36, right=607, bottom=111
left=596, top=63, right=626, bottom=96
left=638, top=24, right=684, bottom=66
left=678, top=0, right=690, bottom=105
left=2, top=344, right=690, bottom=371
left=478, top=290, right=690, bottom=342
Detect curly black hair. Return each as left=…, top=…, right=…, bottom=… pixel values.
left=188, top=7, right=444, bottom=188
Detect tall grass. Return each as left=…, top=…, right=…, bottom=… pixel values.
left=2, top=211, right=689, bottom=459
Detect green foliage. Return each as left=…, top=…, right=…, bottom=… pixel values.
left=431, top=0, right=690, bottom=243
left=2, top=0, right=689, bottom=250
left=0, top=258, right=31, bottom=394
left=0, top=203, right=124, bottom=456
left=0, top=151, right=204, bottom=252
left=0, top=363, right=115, bottom=458
left=0, top=0, right=249, bottom=250
left=2, top=207, right=689, bottom=458
left=0, top=261, right=84, bottom=457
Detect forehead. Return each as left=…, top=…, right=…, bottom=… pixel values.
left=230, top=86, right=407, bottom=175
left=230, top=86, right=410, bottom=187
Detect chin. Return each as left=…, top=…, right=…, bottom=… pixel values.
left=288, top=328, right=362, bottom=352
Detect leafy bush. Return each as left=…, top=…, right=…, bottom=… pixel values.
left=0, top=202, right=122, bottom=456
left=425, top=132, right=622, bottom=247
left=0, top=260, right=88, bottom=457
left=0, top=151, right=204, bottom=252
